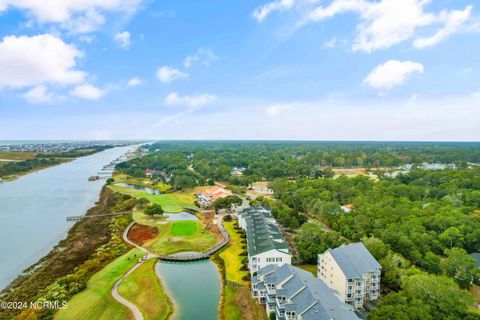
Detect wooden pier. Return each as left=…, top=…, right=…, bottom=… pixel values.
left=66, top=212, right=129, bottom=222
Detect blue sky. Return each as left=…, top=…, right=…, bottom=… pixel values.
left=0, top=0, right=479, bottom=141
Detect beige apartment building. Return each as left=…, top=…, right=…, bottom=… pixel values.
left=317, top=242, right=381, bottom=309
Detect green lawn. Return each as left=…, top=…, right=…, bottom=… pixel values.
left=171, top=221, right=197, bottom=236
left=118, top=259, right=172, bottom=320
left=143, top=221, right=217, bottom=255
left=220, top=221, right=249, bottom=285
left=296, top=264, right=317, bottom=277
left=109, top=185, right=196, bottom=213
left=55, top=249, right=142, bottom=320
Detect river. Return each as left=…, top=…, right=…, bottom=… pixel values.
left=0, top=145, right=137, bottom=289
left=156, top=260, right=221, bottom=320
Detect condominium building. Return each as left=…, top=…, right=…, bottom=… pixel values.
left=317, top=242, right=381, bottom=308
left=238, top=207, right=291, bottom=272
left=252, top=264, right=360, bottom=320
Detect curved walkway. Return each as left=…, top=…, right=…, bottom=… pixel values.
left=112, top=262, right=145, bottom=320
left=110, top=222, right=155, bottom=320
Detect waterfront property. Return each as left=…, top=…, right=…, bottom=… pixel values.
left=252, top=264, right=360, bottom=320
left=317, top=242, right=381, bottom=308
left=238, top=207, right=291, bottom=273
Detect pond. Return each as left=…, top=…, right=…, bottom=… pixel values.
left=165, top=212, right=199, bottom=221
left=155, top=260, right=221, bottom=320
left=114, top=182, right=162, bottom=195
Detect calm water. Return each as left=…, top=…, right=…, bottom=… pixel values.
left=114, top=183, right=162, bottom=195
left=156, top=260, right=221, bottom=320
left=0, top=145, right=136, bottom=289
left=165, top=212, right=199, bottom=221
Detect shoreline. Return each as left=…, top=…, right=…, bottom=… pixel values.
left=154, top=260, right=176, bottom=320
left=0, top=187, right=126, bottom=319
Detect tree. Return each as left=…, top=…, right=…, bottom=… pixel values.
left=212, top=195, right=242, bottom=210
left=144, top=204, right=164, bottom=216
left=442, top=247, right=476, bottom=289
left=362, top=237, right=390, bottom=261
left=371, top=273, right=473, bottom=320
left=439, top=227, right=463, bottom=249
left=269, top=312, right=276, bottom=320
left=420, top=252, right=443, bottom=275
left=295, top=223, right=343, bottom=264
left=106, top=178, right=115, bottom=185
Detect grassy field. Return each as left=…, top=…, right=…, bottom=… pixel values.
left=117, top=259, right=172, bottom=320
left=220, top=221, right=249, bottom=285
left=143, top=220, right=217, bottom=255
left=0, top=151, right=37, bottom=165
left=223, top=286, right=267, bottom=320
left=55, top=249, right=142, bottom=320
left=109, top=185, right=196, bottom=213
left=296, top=264, right=317, bottom=276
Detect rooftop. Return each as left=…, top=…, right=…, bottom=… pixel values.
left=239, top=207, right=290, bottom=256
left=259, top=264, right=360, bottom=320
left=324, top=243, right=381, bottom=278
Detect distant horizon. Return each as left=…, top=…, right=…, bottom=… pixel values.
left=1, top=139, right=480, bottom=144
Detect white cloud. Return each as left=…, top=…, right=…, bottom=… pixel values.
left=0, top=34, right=86, bottom=89
left=114, top=31, right=131, bottom=48
left=156, top=66, right=188, bottom=83
left=253, top=0, right=295, bottom=22
left=23, top=85, right=54, bottom=104
left=413, top=5, right=473, bottom=48
left=0, top=0, right=141, bottom=33
left=127, top=77, right=143, bottom=87
left=164, top=92, right=217, bottom=108
left=325, top=37, right=337, bottom=48
left=183, top=48, right=217, bottom=68
left=363, top=60, right=424, bottom=90
left=70, top=84, right=104, bottom=100
left=256, top=0, right=474, bottom=52
left=265, top=104, right=287, bottom=116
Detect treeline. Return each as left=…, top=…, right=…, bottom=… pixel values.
left=115, top=152, right=204, bottom=190
left=35, top=145, right=113, bottom=158
left=144, top=141, right=480, bottom=183
left=0, top=146, right=114, bottom=178
left=0, top=158, right=62, bottom=178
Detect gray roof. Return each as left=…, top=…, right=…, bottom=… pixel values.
left=259, top=264, right=359, bottom=320
left=324, top=243, right=381, bottom=278
left=240, top=207, right=290, bottom=256
left=470, top=253, right=480, bottom=268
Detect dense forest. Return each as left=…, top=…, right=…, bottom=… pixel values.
left=117, top=141, right=480, bottom=185
left=270, top=169, right=480, bottom=319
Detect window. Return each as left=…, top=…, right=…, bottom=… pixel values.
left=276, top=257, right=282, bottom=262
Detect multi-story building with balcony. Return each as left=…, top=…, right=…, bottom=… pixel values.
left=238, top=207, right=291, bottom=272
left=252, top=264, right=359, bottom=320
left=317, top=242, right=381, bottom=308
